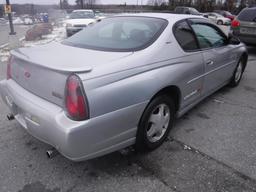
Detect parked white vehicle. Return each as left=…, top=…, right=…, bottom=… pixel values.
left=24, top=17, right=33, bottom=25
left=12, top=17, right=24, bottom=25
left=65, top=9, right=96, bottom=37
left=205, top=12, right=231, bottom=25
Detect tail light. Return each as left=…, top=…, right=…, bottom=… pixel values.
left=65, top=74, right=89, bottom=121
left=7, top=56, right=13, bottom=80
left=231, top=20, right=240, bottom=28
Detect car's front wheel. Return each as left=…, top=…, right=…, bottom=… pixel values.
left=135, top=95, right=175, bottom=152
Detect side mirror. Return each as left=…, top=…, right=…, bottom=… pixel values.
left=228, top=33, right=240, bottom=45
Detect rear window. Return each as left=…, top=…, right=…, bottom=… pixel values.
left=189, top=8, right=200, bottom=15
left=238, top=9, right=256, bottom=22
left=63, top=17, right=168, bottom=52
left=174, top=21, right=199, bottom=51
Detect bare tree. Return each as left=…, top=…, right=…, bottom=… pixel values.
left=76, top=0, right=97, bottom=8
left=147, top=0, right=165, bottom=6
left=60, top=0, right=69, bottom=9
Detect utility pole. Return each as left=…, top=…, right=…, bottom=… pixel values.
left=5, top=0, right=15, bottom=35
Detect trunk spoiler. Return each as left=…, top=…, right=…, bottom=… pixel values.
left=11, top=49, right=93, bottom=74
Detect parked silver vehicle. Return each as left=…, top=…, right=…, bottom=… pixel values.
left=0, top=13, right=248, bottom=161
left=231, top=7, right=256, bottom=45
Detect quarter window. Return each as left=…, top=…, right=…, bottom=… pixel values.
left=173, top=21, right=199, bottom=51
left=190, top=23, right=227, bottom=49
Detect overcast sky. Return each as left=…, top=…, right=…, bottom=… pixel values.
left=0, top=0, right=145, bottom=5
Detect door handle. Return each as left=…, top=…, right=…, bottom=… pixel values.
left=206, top=60, right=214, bottom=66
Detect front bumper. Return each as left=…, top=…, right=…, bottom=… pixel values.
left=66, top=27, right=83, bottom=36
left=0, top=79, right=142, bottom=161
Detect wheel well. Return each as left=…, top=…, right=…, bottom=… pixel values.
left=153, top=86, right=181, bottom=112
left=241, top=52, right=248, bottom=71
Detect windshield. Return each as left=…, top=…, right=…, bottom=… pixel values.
left=223, top=11, right=232, bottom=16
left=214, top=13, right=224, bottom=17
left=238, top=9, right=256, bottom=22
left=63, top=17, right=168, bottom=52
left=70, top=11, right=95, bottom=19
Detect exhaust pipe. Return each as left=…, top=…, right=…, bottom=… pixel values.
left=7, top=114, right=15, bottom=121
left=46, top=148, right=58, bottom=159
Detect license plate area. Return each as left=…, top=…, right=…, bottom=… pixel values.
left=14, top=104, right=28, bottom=129
left=15, top=113, right=27, bottom=129
left=240, top=27, right=256, bottom=35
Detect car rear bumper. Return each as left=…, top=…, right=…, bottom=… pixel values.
left=232, top=30, right=256, bottom=45
left=0, top=79, right=144, bottom=161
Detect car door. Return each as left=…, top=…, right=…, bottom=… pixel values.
left=189, top=19, right=235, bottom=95
left=172, top=20, right=205, bottom=108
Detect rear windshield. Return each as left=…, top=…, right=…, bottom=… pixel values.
left=238, top=9, right=256, bottom=22
left=190, top=8, right=200, bottom=14
left=63, top=16, right=168, bottom=52
left=223, top=11, right=232, bottom=16
left=70, top=11, right=95, bottom=19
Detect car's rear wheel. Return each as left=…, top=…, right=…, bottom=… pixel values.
left=229, top=59, right=245, bottom=87
left=217, top=20, right=223, bottom=25
left=135, top=95, right=175, bottom=152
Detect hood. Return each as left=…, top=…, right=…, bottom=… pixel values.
left=66, top=18, right=96, bottom=25
left=11, top=42, right=133, bottom=73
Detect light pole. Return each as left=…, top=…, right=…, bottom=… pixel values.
left=6, top=0, right=15, bottom=35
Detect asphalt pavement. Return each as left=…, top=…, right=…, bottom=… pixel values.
left=0, top=43, right=256, bottom=191
left=0, top=24, right=30, bottom=47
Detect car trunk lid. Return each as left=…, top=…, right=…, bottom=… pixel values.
left=9, top=42, right=133, bottom=107
left=237, top=9, right=256, bottom=35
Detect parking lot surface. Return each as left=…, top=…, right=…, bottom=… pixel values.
left=0, top=25, right=30, bottom=47
left=0, top=44, right=256, bottom=191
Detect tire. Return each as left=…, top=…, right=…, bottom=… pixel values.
left=229, top=58, right=245, bottom=87
left=217, top=20, right=223, bottom=25
left=135, top=95, right=175, bottom=152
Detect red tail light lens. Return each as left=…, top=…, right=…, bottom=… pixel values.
left=231, top=20, right=240, bottom=28
left=7, top=56, right=13, bottom=80
left=65, top=74, right=89, bottom=121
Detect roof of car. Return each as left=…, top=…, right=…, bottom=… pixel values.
left=117, top=12, right=203, bottom=21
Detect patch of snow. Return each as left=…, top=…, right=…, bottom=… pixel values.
left=0, top=26, right=66, bottom=62
left=23, top=26, right=66, bottom=48
left=0, top=48, right=10, bottom=62
left=184, top=145, right=191, bottom=150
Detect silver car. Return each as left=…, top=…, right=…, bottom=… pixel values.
left=231, top=7, right=256, bottom=45
left=0, top=13, right=248, bottom=161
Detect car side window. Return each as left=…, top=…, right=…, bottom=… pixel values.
left=173, top=21, right=199, bottom=51
left=190, top=23, right=227, bottom=49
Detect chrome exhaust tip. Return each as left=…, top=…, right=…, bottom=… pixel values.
left=46, top=148, right=58, bottom=159
left=7, top=114, right=15, bottom=121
